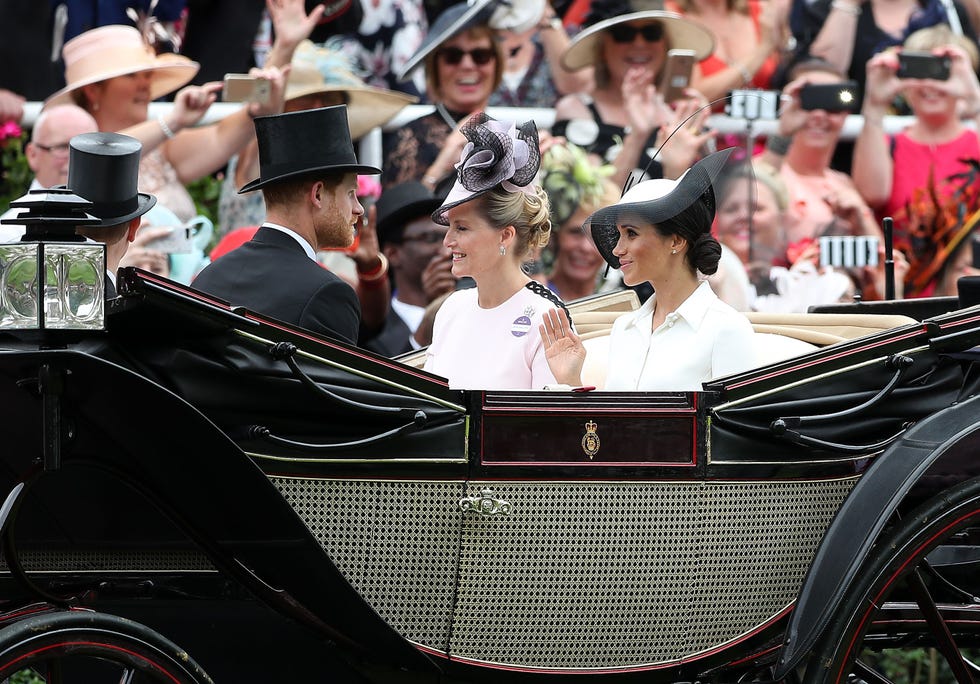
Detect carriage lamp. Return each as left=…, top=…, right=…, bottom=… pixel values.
left=0, top=189, right=106, bottom=331
left=0, top=242, right=106, bottom=331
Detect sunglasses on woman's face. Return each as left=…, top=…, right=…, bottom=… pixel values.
left=438, top=46, right=496, bottom=65
left=608, top=23, right=664, bottom=43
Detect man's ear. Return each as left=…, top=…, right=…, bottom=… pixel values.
left=309, top=180, right=323, bottom=209
left=126, top=217, right=142, bottom=243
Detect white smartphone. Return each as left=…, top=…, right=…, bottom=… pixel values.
left=659, top=49, right=696, bottom=103
left=222, top=74, right=271, bottom=105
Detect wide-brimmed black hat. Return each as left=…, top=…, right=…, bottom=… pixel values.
left=67, top=132, right=156, bottom=227
left=587, top=148, right=733, bottom=269
left=376, top=181, right=445, bottom=245
left=239, top=105, right=381, bottom=194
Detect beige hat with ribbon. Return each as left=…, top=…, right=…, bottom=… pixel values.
left=285, top=41, right=417, bottom=140
left=45, top=24, right=199, bottom=109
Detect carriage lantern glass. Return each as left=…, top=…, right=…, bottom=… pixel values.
left=0, top=189, right=106, bottom=331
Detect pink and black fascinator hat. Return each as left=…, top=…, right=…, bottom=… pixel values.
left=432, top=112, right=541, bottom=226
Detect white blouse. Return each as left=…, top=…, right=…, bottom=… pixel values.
left=604, top=281, right=757, bottom=391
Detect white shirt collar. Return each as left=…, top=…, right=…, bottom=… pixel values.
left=263, top=222, right=317, bottom=261
left=624, top=281, right=715, bottom=332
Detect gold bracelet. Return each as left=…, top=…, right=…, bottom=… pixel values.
left=357, top=252, right=389, bottom=282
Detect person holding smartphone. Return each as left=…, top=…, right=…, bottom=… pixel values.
left=852, top=25, right=980, bottom=295
left=757, top=59, right=881, bottom=248
left=552, top=2, right=716, bottom=190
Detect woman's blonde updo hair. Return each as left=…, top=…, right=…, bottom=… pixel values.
left=482, top=185, right=553, bottom=259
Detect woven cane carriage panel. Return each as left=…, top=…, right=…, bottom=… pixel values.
left=271, top=477, right=464, bottom=653
left=0, top=549, right=214, bottom=573
left=450, top=478, right=857, bottom=669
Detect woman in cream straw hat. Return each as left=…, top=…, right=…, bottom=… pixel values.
left=552, top=0, right=716, bottom=191
left=218, top=39, right=417, bottom=236
left=46, top=23, right=288, bottom=223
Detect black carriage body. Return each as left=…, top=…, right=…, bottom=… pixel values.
left=1, top=269, right=979, bottom=683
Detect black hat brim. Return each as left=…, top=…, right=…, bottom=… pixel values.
left=239, top=163, right=382, bottom=194
left=52, top=187, right=157, bottom=227
left=587, top=149, right=732, bottom=269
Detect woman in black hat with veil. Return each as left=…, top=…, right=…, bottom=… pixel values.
left=540, top=150, right=757, bottom=391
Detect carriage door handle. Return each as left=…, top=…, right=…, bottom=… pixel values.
left=459, top=488, right=513, bottom=517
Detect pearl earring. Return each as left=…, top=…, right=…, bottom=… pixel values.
left=671, top=249, right=677, bottom=254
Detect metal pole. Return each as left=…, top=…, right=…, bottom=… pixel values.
left=883, top=217, right=895, bottom=301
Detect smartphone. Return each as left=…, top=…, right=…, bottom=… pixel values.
left=659, top=49, right=696, bottom=103
left=819, top=235, right=879, bottom=269
left=726, top=89, right=779, bottom=120
left=896, top=51, right=951, bottom=80
left=142, top=226, right=193, bottom=254
left=799, top=81, right=860, bottom=113
left=222, top=74, right=272, bottom=104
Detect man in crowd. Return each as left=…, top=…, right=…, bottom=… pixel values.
left=363, top=181, right=457, bottom=356
left=0, top=104, right=98, bottom=240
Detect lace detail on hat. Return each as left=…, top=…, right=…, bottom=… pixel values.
left=456, top=113, right=540, bottom=196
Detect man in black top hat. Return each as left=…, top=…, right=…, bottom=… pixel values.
left=68, top=132, right=158, bottom=298
left=192, top=105, right=380, bottom=344
left=362, top=181, right=457, bottom=356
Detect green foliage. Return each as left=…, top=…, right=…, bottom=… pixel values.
left=186, top=171, right=223, bottom=230
left=0, top=128, right=32, bottom=215
left=8, top=669, right=43, bottom=683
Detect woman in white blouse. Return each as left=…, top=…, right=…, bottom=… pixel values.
left=540, top=150, right=757, bottom=391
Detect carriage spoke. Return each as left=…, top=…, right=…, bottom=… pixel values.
left=907, top=566, right=975, bottom=684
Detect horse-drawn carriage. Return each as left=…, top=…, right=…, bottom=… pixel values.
left=0, top=200, right=979, bottom=683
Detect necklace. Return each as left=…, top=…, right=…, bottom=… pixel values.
left=436, top=103, right=459, bottom=130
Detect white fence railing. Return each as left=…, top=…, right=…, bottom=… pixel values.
left=19, top=101, right=921, bottom=171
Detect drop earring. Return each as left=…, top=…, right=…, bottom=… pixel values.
left=500, top=245, right=507, bottom=256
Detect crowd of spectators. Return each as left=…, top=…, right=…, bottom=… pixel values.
left=2, top=0, right=980, bottom=361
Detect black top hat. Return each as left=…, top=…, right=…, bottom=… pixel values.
left=67, top=132, right=156, bottom=227
left=375, top=181, right=445, bottom=245
left=239, top=105, right=381, bottom=194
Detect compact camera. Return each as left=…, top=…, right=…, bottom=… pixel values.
left=819, top=235, right=879, bottom=269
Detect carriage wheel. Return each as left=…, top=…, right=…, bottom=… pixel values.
left=804, top=476, right=980, bottom=684
left=0, top=610, right=213, bottom=684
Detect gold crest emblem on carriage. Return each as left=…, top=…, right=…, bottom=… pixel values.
left=581, top=420, right=600, bottom=459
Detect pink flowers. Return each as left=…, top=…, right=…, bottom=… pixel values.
left=0, top=120, right=22, bottom=144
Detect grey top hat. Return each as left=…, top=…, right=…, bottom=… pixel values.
left=239, top=105, right=381, bottom=194
left=67, top=132, right=156, bottom=227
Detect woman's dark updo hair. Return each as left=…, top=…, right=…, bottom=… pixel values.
left=655, top=193, right=722, bottom=275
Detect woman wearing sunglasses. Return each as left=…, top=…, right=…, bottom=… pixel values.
left=384, top=3, right=505, bottom=189
left=552, top=1, right=716, bottom=189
